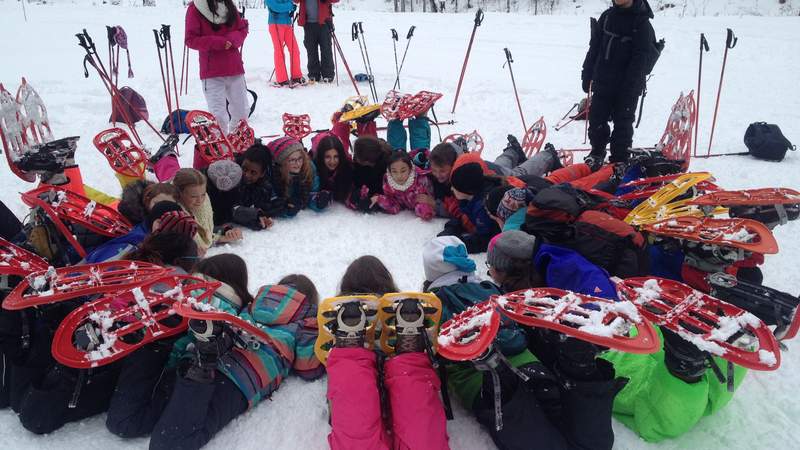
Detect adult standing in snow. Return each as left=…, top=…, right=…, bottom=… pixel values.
left=185, top=0, right=250, bottom=134
left=293, top=0, right=337, bottom=82
left=581, top=0, right=657, bottom=170
left=266, top=0, right=305, bottom=86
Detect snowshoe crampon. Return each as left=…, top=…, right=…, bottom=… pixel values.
left=3, top=261, right=169, bottom=310
left=282, top=113, right=312, bottom=141
left=377, top=292, right=442, bottom=356
left=443, top=130, right=484, bottom=154
left=52, top=274, right=219, bottom=368
left=227, top=119, right=255, bottom=155
left=493, top=288, right=660, bottom=354
left=615, top=277, right=781, bottom=371
left=656, top=91, right=695, bottom=169
left=314, top=295, right=379, bottom=366
left=380, top=90, right=411, bottom=121
left=644, top=216, right=778, bottom=255
left=173, top=296, right=293, bottom=360
left=521, top=117, right=546, bottom=158
left=437, top=301, right=500, bottom=362
left=708, top=272, right=800, bottom=341
left=624, top=172, right=726, bottom=226
left=93, top=127, right=148, bottom=178
left=185, top=110, right=234, bottom=164
left=0, top=237, right=49, bottom=277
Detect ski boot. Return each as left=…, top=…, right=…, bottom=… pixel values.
left=627, top=148, right=685, bottom=177
left=290, top=77, right=307, bottom=87
left=149, top=134, right=179, bottom=165
left=184, top=319, right=235, bottom=383
left=583, top=151, right=605, bottom=172
left=314, top=295, right=379, bottom=365
left=16, top=136, right=78, bottom=173
left=378, top=292, right=441, bottom=358
left=661, top=326, right=708, bottom=384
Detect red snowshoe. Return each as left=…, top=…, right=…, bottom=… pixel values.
left=493, top=288, right=660, bottom=354
left=615, top=277, right=781, bottom=371
left=395, top=91, right=442, bottom=121
left=644, top=216, right=779, bottom=255
left=443, top=130, right=484, bottom=154
left=3, top=261, right=169, bottom=310
left=437, top=301, right=500, bottom=362
left=51, top=274, right=218, bottom=368
left=16, top=78, right=53, bottom=145
left=380, top=90, right=411, bottom=121
left=521, top=117, right=546, bottom=158
left=0, top=237, right=49, bottom=276
left=655, top=91, right=696, bottom=169
left=1, top=82, right=39, bottom=182
left=93, top=128, right=149, bottom=178
left=282, top=113, right=312, bottom=141
left=689, top=188, right=800, bottom=228
left=227, top=119, right=255, bottom=154
left=185, top=110, right=235, bottom=164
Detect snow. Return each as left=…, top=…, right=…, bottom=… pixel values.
left=83, top=200, right=97, bottom=217
left=709, top=312, right=762, bottom=342
left=759, top=349, right=778, bottom=367
left=722, top=228, right=755, bottom=243
left=1, top=3, right=799, bottom=450
left=438, top=304, right=494, bottom=348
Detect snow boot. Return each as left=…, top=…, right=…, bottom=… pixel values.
left=333, top=301, right=369, bottom=349
left=149, top=134, right=179, bottom=165
left=661, top=327, right=707, bottom=383
left=394, top=298, right=427, bottom=354
left=505, top=134, right=528, bottom=164
left=584, top=151, right=605, bottom=172
left=183, top=319, right=234, bottom=384
left=471, top=345, right=531, bottom=431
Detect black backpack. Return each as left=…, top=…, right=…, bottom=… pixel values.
left=744, top=122, right=796, bottom=162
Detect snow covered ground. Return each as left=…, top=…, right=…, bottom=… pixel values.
left=1, top=3, right=799, bottom=449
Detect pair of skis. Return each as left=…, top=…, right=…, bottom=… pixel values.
left=438, top=279, right=785, bottom=373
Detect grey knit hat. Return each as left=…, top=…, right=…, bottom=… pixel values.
left=207, top=159, right=242, bottom=192
left=486, top=230, right=536, bottom=272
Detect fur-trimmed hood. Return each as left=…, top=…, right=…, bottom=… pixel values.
left=193, top=0, right=229, bottom=25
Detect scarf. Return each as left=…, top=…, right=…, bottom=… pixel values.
left=386, top=167, right=416, bottom=192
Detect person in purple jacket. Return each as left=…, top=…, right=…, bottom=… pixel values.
left=185, top=0, right=249, bottom=134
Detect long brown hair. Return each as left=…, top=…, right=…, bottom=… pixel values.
left=206, top=0, right=238, bottom=27
left=339, top=255, right=398, bottom=296
left=276, top=149, right=314, bottom=197
left=193, top=253, right=254, bottom=306
left=127, top=232, right=198, bottom=272
left=279, top=274, right=319, bottom=306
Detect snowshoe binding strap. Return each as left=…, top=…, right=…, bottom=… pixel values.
left=644, top=216, right=778, bottom=255
left=281, top=113, right=312, bottom=141
left=437, top=300, right=500, bottom=362
left=93, top=128, right=148, bottom=178
left=315, top=295, right=379, bottom=366
left=0, top=237, right=49, bottom=276
left=185, top=110, right=235, bottom=164
left=378, top=292, right=441, bottom=357
left=471, top=345, right=530, bottom=431
left=3, top=261, right=170, bottom=310
left=615, top=277, right=781, bottom=371
left=493, top=288, right=660, bottom=354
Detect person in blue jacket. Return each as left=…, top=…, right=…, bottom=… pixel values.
left=266, top=0, right=304, bottom=86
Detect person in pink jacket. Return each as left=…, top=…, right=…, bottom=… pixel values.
left=326, top=255, right=450, bottom=450
left=372, top=151, right=435, bottom=220
left=184, top=0, right=249, bottom=134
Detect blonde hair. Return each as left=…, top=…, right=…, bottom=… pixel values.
left=172, top=168, right=207, bottom=193
left=277, top=149, right=314, bottom=196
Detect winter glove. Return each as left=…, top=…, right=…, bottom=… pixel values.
left=314, top=190, right=332, bottom=210
left=412, top=150, right=429, bottom=169
left=582, top=78, right=591, bottom=94
left=232, top=206, right=263, bottom=230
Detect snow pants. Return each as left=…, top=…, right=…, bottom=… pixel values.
left=493, top=147, right=559, bottom=178
left=387, top=117, right=431, bottom=152
left=202, top=74, right=249, bottom=135
left=327, top=347, right=449, bottom=450
left=269, top=24, right=302, bottom=83
left=105, top=343, right=247, bottom=450
left=545, top=163, right=615, bottom=191
left=588, top=88, right=640, bottom=163
left=303, top=22, right=334, bottom=80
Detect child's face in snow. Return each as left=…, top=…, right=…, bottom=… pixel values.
left=241, top=159, right=265, bottom=185
left=389, top=160, right=412, bottom=185
left=180, top=184, right=206, bottom=212
left=430, top=163, right=452, bottom=184
left=323, top=148, right=340, bottom=171
left=286, top=150, right=305, bottom=174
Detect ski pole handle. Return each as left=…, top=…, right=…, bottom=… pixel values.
left=358, top=22, right=364, bottom=35
left=726, top=28, right=737, bottom=49
left=153, top=29, right=165, bottom=49
left=240, top=5, right=246, bottom=18
left=160, top=24, right=171, bottom=42
left=106, top=26, right=117, bottom=46
left=391, top=28, right=398, bottom=41
left=700, top=33, right=709, bottom=52
left=351, top=22, right=358, bottom=41
left=504, top=47, right=513, bottom=64
left=474, top=8, right=484, bottom=26
left=406, top=25, right=415, bottom=39
left=76, top=32, right=90, bottom=52
left=82, top=29, right=96, bottom=52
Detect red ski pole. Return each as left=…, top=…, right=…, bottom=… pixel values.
left=154, top=29, right=173, bottom=133
left=707, top=28, right=737, bottom=157
left=694, top=33, right=709, bottom=158
left=503, top=48, right=527, bottom=135
left=451, top=8, right=484, bottom=114
left=162, top=25, right=181, bottom=118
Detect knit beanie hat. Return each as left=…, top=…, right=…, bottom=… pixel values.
left=486, top=231, right=536, bottom=273
left=497, top=188, right=532, bottom=221
left=153, top=210, right=198, bottom=237
left=146, top=201, right=183, bottom=231
left=267, top=136, right=305, bottom=166
left=485, top=186, right=513, bottom=217
left=423, top=236, right=477, bottom=282
left=207, top=159, right=242, bottom=192
left=450, top=162, right=485, bottom=195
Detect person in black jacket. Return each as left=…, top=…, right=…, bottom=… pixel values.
left=581, top=0, right=656, bottom=170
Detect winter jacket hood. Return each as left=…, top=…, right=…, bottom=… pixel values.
left=193, top=0, right=230, bottom=25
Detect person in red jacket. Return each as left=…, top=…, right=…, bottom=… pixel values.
left=184, top=0, right=250, bottom=134
left=292, top=0, right=338, bottom=82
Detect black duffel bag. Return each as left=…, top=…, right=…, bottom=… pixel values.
left=744, top=122, right=796, bottom=161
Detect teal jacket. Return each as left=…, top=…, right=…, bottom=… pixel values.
left=265, top=0, right=295, bottom=25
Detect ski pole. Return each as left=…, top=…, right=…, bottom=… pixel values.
left=180, top=43, right=187, bottom=95
left=503, top=48, right=527, bottom=136
left=355, top=22, right=378, bottom=102
left=330, top=20, right=360, bottom=96
left=707, top=28, right=737, bottom=157
left=451, top=8, right=484, bottom=114
left=554, top=103, right=579, bottom=130
left=162, top=25, right=181, bottom=123
left=392, top=25, right=415, bottom=91
left=694, top=33, right=709, bottom=157
left=153, top=29, right=174, bottom=134
left=583, top=81, right=591, bottom=145
left=391, top=28, right=400, bottom=90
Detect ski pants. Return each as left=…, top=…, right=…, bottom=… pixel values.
left=494, top=148, right=559, bottom=179
left=545, top=163, right=615, bottom=191
left=105, top=343, right=247, bottom=449
left=387, top=117, right=431, bottom=152
left=327, top=347, right=450, bottom=450
left=202, top=74, right=249, bottom=135
left=303, top=23, right=334, bottom=80
left=588, top=87, right=640, bottom=163
left=269, top=24, right=302, bottom=83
